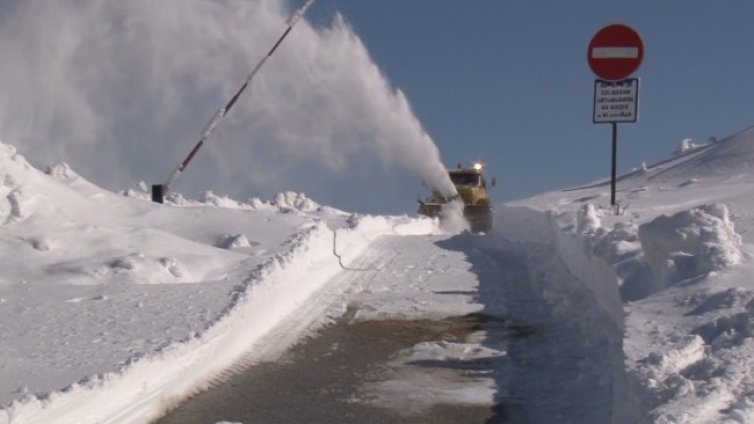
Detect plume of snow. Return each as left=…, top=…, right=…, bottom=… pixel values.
left=438, top=199, right=470, bottom=234
left=0, top=0, right=454, bottom=213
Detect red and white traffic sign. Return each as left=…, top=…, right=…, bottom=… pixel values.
left=588, top=24, right=643, bottom=81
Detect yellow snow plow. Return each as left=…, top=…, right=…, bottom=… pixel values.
left=418, top=162, right=495, bottom=233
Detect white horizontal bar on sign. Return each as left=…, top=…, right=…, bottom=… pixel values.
left=591, top=47, right=639, bottom=59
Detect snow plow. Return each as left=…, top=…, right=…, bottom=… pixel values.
left=418, top=162, right=495, bottom=233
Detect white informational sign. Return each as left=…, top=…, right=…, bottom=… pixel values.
left=593, top=78, right=639, bottom=123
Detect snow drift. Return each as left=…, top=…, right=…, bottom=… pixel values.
left=0, top=139, right=443, bottom=423
left=639, top=204, right=742, bottom=288
left=495, top=126, right=754, bottom=423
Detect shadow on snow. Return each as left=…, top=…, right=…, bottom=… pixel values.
left=429, top=233, right=635, bottom=424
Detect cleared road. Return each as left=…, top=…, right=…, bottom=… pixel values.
left=155, top=314, right=509, bottom=423
left=155, top=234, right=626, bottom=423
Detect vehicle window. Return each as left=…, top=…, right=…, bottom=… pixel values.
left=450, top=173, right=481, bottom=186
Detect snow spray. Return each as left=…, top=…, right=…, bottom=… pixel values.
left=0, top=0, right=455, bottom=211
left=438, top=199, right=470, bottom=234
left=153, top=0, right=316, bottom=203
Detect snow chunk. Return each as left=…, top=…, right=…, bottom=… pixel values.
left=592, top=221, right=641, bottom=263
left=195, top=190, right=324, bottom=213
left=165, top=191, right=192, bottom=205
left=576, top=203, right=601, bottom=234
left=246, top=197, right=268, bottom=209
left=199, top=191, right=247, bottom=208
left=46, top=252, right=193, bottom=284
left=641, top=335, right=705, bottom=379
left=674, top=138, right=701, bottom=156
left=216, top=233, right=259, bottom=250
left=120, top=186, right=338, bottom=215
left=0, top=142, right=16, bottom=157
left=358, top=339, right=504, bottom=414
left=637, top=335, right=707, bottom=404
left=3, top=173, right=19, bottom=189
left=271, top=191, right=321, bottom=212
left=6, top=188, right=26, bottom=222
left=0, top=142, right=30, bottom=167
left=28, top=236, right=55, bottom=252
left=158, top=256, right=186, bottom=278
left=45, top=162, right=78, bottom=182
left=120, top=181, right=151, bottom=201
left=109, top=252, right=145, bottom=271
left=639, top=204, right=742, bottom=286
left=679, top=178, right=699, bottom=188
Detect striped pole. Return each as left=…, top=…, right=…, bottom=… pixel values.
left=153, top=0, right=316, bottom=203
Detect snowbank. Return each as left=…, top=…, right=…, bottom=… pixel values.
left=489, top=202, right=634, bottom=422
left=494, top=197, right=750, bottom=422
left=494, top=126, right=754, bottom=423
left=122, top=185, right=345, bottom=215
left=0, top=139, right=445, bottom=423
left=492, top=203, right=624, bottom=329
left=0, top=212, right=435, bottom=424
left=639, top=204, right=742, bottom=288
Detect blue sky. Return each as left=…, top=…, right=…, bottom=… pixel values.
left=312, top=1, right=754, bottom=203
left=3, top=1, right=754, bottom=215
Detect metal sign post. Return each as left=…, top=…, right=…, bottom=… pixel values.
left=588, top=24, right=643, bottom=208
left=593, top=78, right=640, bottom=206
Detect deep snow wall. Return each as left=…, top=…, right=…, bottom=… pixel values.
left=492, top=205, right=639, bottom=423
left=493, top=205, right=624, bottom=328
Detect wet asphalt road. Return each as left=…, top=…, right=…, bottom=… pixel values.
left=154, top=315, right=508, bottom=424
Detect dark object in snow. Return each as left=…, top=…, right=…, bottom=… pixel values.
left=151, top=184, right=164, bottom=204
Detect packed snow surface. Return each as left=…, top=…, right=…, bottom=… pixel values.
left=4, top=126, right=754, bottom=423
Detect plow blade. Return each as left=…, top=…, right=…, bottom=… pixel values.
left=418, top=202, right=491, bottom=233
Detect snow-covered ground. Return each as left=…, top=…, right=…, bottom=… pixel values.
left=4, top=126, right=754, bottom=423
left=0, top=141, right=446, bottom=424
left=497, top=126, right=754, bottom=423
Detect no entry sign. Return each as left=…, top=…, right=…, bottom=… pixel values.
left=588, top=24, right=643, bottom=81
left=588, top=24, right=644, bottom=209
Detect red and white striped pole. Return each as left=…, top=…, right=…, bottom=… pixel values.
left=152, top=0, right=316, bottom=203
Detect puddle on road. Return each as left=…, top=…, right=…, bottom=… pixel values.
left=154, top=313, right=527, bottom=424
